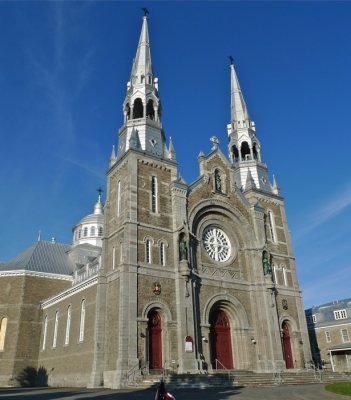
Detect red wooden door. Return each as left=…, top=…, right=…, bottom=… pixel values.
left=148, top=310, right=162, bottom=369
left=282, top=321, right=294, bottom=369
left=210, top=310, right=234, bottom=369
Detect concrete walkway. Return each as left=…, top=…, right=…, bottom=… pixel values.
left=0, top=384, right=349, bottom=399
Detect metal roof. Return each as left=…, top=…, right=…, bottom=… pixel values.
left=0, top=240, right=74, bottom=276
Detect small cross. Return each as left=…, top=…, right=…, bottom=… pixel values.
left=229, top=56, right=234, bottom=65
left=142, top=8, right=149, bottom=16
left=97, top=187, right=104, bottom=197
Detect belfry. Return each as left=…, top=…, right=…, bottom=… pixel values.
left=0, top=13, right=311, bottom=388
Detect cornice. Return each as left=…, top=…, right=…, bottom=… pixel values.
left=0, top=270, right=72, bottom=282
left=41, top=276, right=98, bottom=309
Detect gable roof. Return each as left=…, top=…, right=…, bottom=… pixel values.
left=0, top=240, right=74, bottom=276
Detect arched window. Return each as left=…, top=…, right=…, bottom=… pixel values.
left=78, top=229, right=82, bottom=238
left=240, top=141, right=251, bottom=161
left=146, top=99, right=155, bottom=120
left=231, top=145, right=239, bottom=162
left=83, top=227, right=88, bottom=237
left=65, top=306, right=71, bottom=345
left=268, top=210, right=277, bottom=243
left=42, top=316, right=48, bottom=351
left=120, top=242, right=123, bottom=263
left=133, top=98, right=143, bottom=119
left=79, top=300, right=86, bottom=342
left=125, top=103, right=131, bottom=120
left=151, top=176, right=158, bottom=213
left=160, top=242, right=166, bottom=266
left=253, top=143, right=258, bottom=160
left=112, top=246, right=116, bottom=270
left=0, top=317, right=8, bottom=351
left=273, top=265, right=278, bottom=285
left=146, top=239, right=152, bottom=264
left=282, top=266, right=288, bottom=286
left=53, top=311, right=59, bottom=348
left=98, top=226, right=103, bottom=237
left=117, top=181, right=121, bottom=217
left=90, top=226, right=96, bottom=237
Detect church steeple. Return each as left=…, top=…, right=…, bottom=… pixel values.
left=130, top=15, right=153, bottom=86
left=230, top=61, right=250, bottom=127
left=116, top=14, right=171, bottom=160
left=227, top=60, right=273, bottom=193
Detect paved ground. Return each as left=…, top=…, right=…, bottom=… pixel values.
left=0, top=384, right=348, bottom=400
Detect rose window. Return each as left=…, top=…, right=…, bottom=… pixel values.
left=203, top=227, right=231, bottom=262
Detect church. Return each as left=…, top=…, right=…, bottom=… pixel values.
left=0, top=14, right=311, bottom=388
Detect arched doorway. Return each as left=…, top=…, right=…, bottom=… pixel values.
left=210, top=309, right=234, bottom=369
left=282, top=321, right=294, bottom=369
left=148, top=310, right=162, bottom=369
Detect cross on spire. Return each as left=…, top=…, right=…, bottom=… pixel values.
left=97, top=187, right=104, bottom=201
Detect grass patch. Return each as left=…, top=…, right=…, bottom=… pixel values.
left=325, top=382, right=351, bottom=396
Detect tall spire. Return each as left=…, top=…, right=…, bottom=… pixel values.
left=227, top=59, right=273, bottom=194
left=230, top=61, right=250, bottom=126
left=116, top=13, right=169, bottom=160
left=130, top=15, right=153, bottom=85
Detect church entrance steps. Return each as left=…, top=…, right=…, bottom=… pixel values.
left=124, top=370, right=351, bottom=389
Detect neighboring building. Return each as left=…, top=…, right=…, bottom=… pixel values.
left=306, top=299, right=351, bottom=372
left=0, top=15, right=311, bottom=388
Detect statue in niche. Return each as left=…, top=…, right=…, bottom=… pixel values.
left=179, top=234, right=188, bottom=261
left=262, top=252, right=272, bottom=276
left=215, top=170, right=222, bottom=192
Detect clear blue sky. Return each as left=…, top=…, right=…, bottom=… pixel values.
left=1, top=1, right=350, bottom=309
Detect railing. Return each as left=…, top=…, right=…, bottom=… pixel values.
left=214, top=359, right=232, bottom=383
left=125, top=362, right=141, bottom=385
left=273, top=370, right=282, bottom=385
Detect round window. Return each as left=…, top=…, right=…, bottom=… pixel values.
left=203, top=227, right=231, bottom=262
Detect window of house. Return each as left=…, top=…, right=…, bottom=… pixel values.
left=79, top=300, right=86, bottom=342
left=160, top=242, right=166, bottom=266
left=346, top=354, right=351, bottom=368
left=325, top=331, right=331, bottom=343
left=83, top=227, right=88, bottom=237
left=0, top=317, right=8, bottom=351
left=334, top=309, right=347, bottom=320
left=306, top=315, right=316, bottom=324
left=42, top=316, right=48, bottom=351
left=98, top=227, right=103, bottom=237
left=53, top=311, right=59, bottom=348
left=146, top=239, right=152, bottom=264
left=65, top=306, right=71, bottom=345
left=341, top=329, right=350, bottom=343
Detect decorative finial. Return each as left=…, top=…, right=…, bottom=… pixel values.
left=142, top=8, right=149, bottom=16
left=229, top=56, right=234, bottom=65
left=210, top=136, right=219, bottom=150
left=97, top=187, right=104, bottom=201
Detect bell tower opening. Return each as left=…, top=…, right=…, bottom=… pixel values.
left=133, top=98, right=143, bottom=119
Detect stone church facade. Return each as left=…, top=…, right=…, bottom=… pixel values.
left=0, top=15, right=311, bottom=388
